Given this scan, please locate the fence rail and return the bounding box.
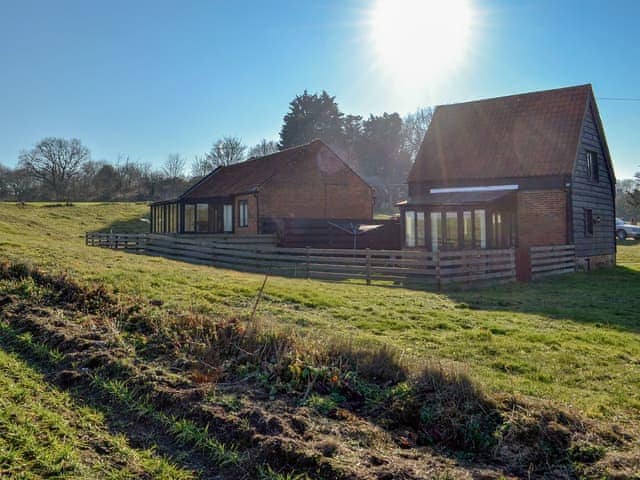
[86,232,516,287]
[530,244,576,279]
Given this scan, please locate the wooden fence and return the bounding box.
[530,244,576,280]
[86,232,516,287]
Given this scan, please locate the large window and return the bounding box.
[404,210,425,247]
[430,212,442,252]
[463,211,473,248]
[238,200,248,228]
[184,204,195,232]
[474,210,486,248]
[586,150,599,182]
[223,204,233,232]
[491,212,502,248]
[445,212,458,249]
[405,210,416,247]
[196,204,209,232]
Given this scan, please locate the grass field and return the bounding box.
[1,202,639,425]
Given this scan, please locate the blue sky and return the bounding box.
[1,0,639,177]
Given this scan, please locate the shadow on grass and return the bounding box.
[444,265,640,334]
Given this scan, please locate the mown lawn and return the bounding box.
[1,202,639,425]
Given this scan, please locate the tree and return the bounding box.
[402,107,434,161]
[162,153,186,179]
[206,136,247,168]
[191,155,211,178]
[18,137,90,201]
[279,90,345,149]
[0,163,11,199]
[625,173,640,213]
[248,139,278,158]
[7,167,37,201]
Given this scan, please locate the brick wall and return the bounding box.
[259,144,373,220]
[516,190,567,247]
[234,194,258,235]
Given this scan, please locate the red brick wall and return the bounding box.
[234,194,258,235]
[516,190,567,247]
[259,144,373,220]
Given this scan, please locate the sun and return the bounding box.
[368,0,474,86]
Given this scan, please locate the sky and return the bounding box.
[0,0,639,178]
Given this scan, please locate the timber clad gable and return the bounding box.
[571,101,615,259]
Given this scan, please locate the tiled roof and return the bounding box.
[408,85,592,183]
[182,140,323,198]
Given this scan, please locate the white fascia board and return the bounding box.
[430,185,519,194]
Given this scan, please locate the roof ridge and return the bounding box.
[435,84,592,109]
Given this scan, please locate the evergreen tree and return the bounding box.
[279,90,345,149]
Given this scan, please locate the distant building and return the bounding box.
[399,84,616,269]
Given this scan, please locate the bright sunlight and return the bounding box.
[369,0,474,87]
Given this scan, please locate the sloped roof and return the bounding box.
[408,85,593,183]
[181,140,324,199]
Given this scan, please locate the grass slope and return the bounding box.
[1,202,639,427]
[0,340,195,479]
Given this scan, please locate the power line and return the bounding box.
[596,97,640,102]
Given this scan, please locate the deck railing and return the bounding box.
[86,232,516,287]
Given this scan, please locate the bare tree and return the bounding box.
[7,167,36,201]
[191,155,211,178]
[18,137,90,201]
[402,107,434,161]
[162,153,186,179]
[206,136,247,168]
[248,139,278,158]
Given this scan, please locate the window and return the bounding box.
[474,210,486,248]
[223,204,233,232]
[491,212,502,248]
[445,211,458,249]
[404,211,425,248]
[405,210,416,247]
[416,212,425,247]
[584,208,594,236]
[184,204,195,232]
[238,200,248,227]
[586,150,599,182]
[463,211,473,248]
[196,204,209,232]
[430,212,442,252]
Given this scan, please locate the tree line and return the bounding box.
[0,90,432,209]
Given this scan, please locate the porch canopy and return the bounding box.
[399,190,516,251]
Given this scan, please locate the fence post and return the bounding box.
[306,246,310,279]
[366,248,371,285]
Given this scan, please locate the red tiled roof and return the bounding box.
[408,85,592,183]
[182,140,323,198]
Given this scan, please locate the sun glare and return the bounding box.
[369,0,474,87]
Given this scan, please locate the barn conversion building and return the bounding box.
[150,139,374,236]
[399,84,616,270]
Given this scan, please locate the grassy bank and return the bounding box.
[1,202,639,425]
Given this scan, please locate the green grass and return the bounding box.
[0,338,195,479]
[1,202,639,426]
